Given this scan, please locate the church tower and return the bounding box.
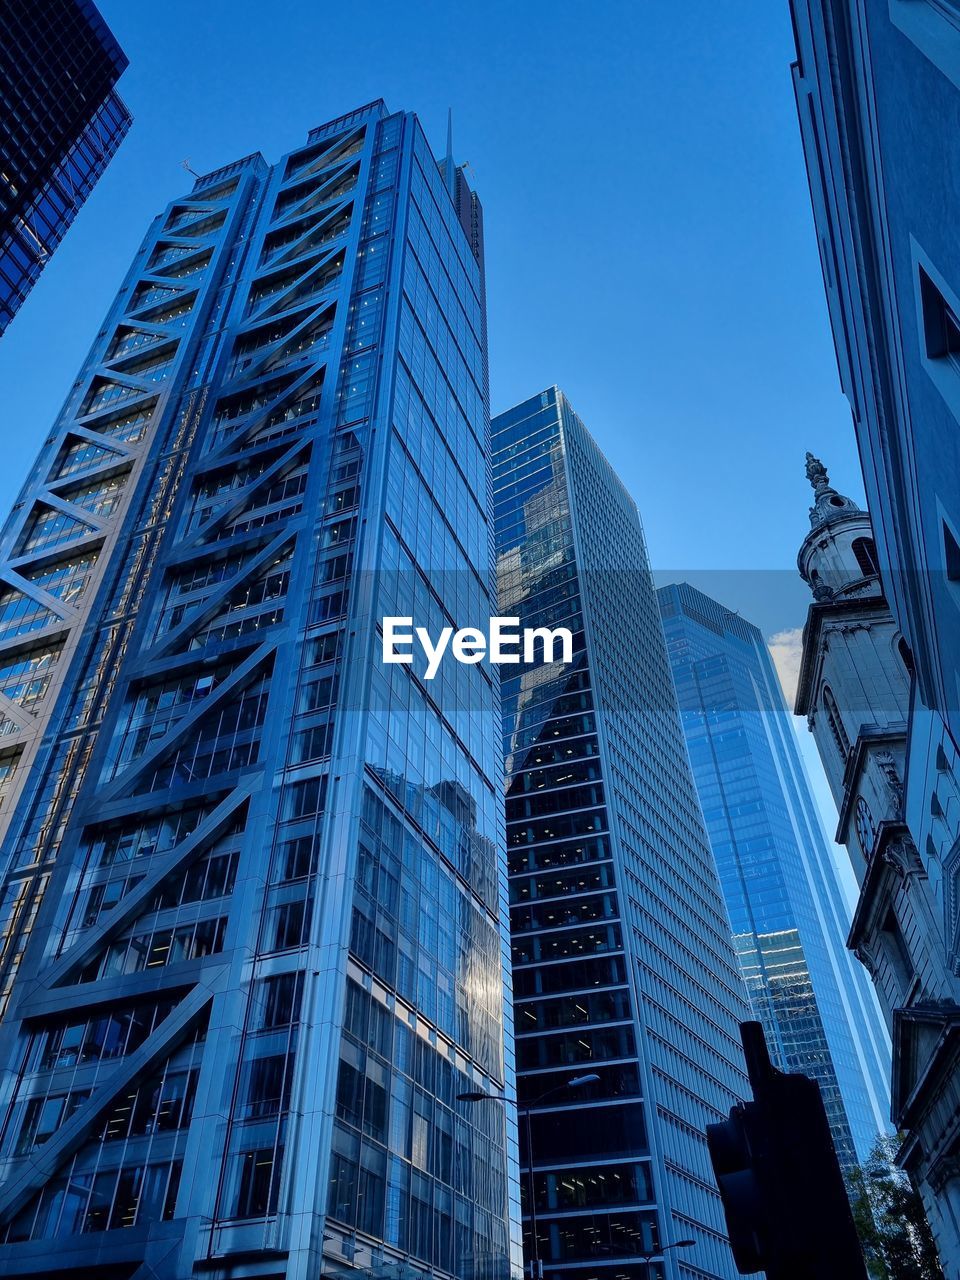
[795,452,911,873]
[796,456,960,1258]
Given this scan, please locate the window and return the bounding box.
[298,673,337,715]
[898,636,916,677]
[260,971,304,1029]
[16,505,95,555]
[16,1091,89,1154]
[881,906,914,997]
[273,835,315,882]
[851,537,879,577]
[283,775,327,820]
[307,630,341,664]
[920,264,960,363]
[945,520,960,582]
[821,685,850,760]
[77,915,227,983]
[98,1068,197,1141]
[532,1161,653,1212]
[231,1147,282,1218]
[270,899,309,950]
[528,1102,647,1162]
[243,1054,292,1118]
[294,721,333,763]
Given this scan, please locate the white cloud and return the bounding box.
[768,627,804,706]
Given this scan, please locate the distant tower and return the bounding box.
[659,579,890,1173]
[795,457,960,1262]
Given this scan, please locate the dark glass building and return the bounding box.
[494,389,751,1280]
[0,0,131,334]
[0,100,519,1280]
[658,581,890,1173]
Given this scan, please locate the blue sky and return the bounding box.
[0,0,860,849]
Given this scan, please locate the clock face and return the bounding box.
[855,796,876,856]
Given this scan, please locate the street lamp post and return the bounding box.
[457,1072,600,1280]
[638,1238,696,1278]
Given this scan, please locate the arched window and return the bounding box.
[897,636,915,677]
[822,685,850,760]
[851,537,879,577]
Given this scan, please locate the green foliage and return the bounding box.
[847,1135,943,1280]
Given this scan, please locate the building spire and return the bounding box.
[803,452,863,530]
[805,451,831,494]
[442,107,456,197]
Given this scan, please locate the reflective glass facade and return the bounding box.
[0,101,519,1280]
[0,0,131,334]
[658,582,891,1170]
[494,390,751,1280]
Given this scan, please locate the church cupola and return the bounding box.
[798,453,883,601]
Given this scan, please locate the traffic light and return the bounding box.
[707,1022,868,1279]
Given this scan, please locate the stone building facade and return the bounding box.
[796,455,960,1269]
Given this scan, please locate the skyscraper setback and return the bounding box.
[0,0,131,334]
[494,389,751,1280]
[0,101,518,1280]
[658,581,891,1171]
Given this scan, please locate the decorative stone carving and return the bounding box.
[882,832,923,879]
[806,452,830,491]
[853,944,878,977]
[876,750,905,812]
[929,1153,960,1194]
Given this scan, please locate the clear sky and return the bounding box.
[0,0,860,851]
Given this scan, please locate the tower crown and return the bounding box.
[805,452,862,528]
[798,455,881,601]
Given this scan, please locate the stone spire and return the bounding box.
[805,451,862,529]
[798,453,879,602]
[805,451,830,492]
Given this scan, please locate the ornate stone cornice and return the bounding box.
[883,831,925,878]
[929,1152,960,1194]
[892,1002,960,1129]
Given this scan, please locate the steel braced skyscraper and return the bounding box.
[0,100,519,1280]
[658,581,891,1173]
[493,390,751,1280]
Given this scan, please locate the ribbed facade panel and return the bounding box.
[494,389,749,1280]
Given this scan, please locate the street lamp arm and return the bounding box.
[639,1239,697,1264]
[456,1073,600,1111]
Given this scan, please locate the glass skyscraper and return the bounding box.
[0,0,130,334]
[493,390,751,1280]
[0,100,519,1280]
[658,581,891,1171]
